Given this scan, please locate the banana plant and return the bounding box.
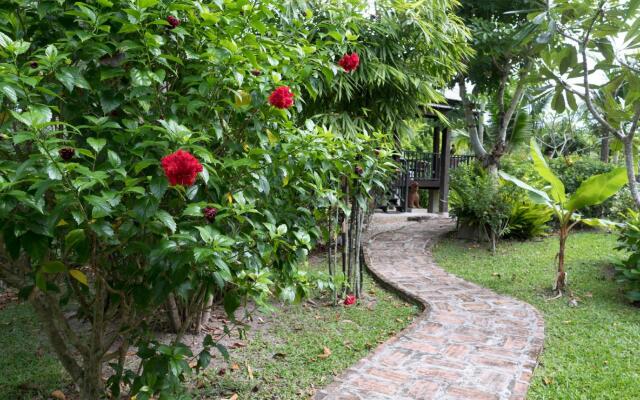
[499,138,627,294]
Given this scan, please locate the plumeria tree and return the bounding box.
[539,0,640,207]
[457,0,548,176]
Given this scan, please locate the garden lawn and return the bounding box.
[433,232,640,400]
[0,302,70,399]
[0,266,418,399]
[197,267,419,399]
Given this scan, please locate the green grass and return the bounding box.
[198,269,419,399]
[433,232,640,400]
[0,303,70,399]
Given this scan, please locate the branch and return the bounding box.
[628,105,640,137]
[458,75,487,158]
[499,62,530,144]
[578,2,621,138]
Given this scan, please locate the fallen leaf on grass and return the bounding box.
[230,342,246,349]
[227,394,238,400]
[230,363,240,371]
[247,364,254,380]
[50,390,66,400]
[542,376,553,385]
[272,352,286,360]
[318,346,332,359]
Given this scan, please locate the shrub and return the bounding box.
[450,163,551,245]
[450,163,512,247]
[0,1,397,398]
[504,199,553,240]
[616,210,640,302]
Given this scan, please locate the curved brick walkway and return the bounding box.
[314,212,544,400]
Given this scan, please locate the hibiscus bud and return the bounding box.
[354,165,364,176]
[202,207,218,222]
[251,69,262,76]
[59,147,75,161]
[167,15,181,29]
[344,294,356,306]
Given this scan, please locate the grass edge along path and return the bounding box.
[433,231,640,400]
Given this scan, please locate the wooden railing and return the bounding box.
[402,151,474,181]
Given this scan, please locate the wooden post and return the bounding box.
[428,190,438,213]
[439,126,451,213]
[432,126,440,179]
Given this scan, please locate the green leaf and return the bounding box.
[156,210,176,233]
[130,68,152,86]
[0,84,17,103]
[551,88,565,113]
[42,261,67,273]
[138,0,159,8]
[10,106,52,128]
[567,167,628,212]
[580,218,621,229]
[498,171,552,206]
[0,32,13,48]
[65,229,86,251]
[223,292,240,319]
[215,343,229,361]
[69,269,89,286]
[87,137,107,153]
[35,272,46,291]
[530,138,565,203]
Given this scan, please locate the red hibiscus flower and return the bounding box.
[344,294,356,306]
[268,86,295,109]
[161,150,203,186]
[338,53,360,72]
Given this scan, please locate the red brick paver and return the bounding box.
[314,212,544,400]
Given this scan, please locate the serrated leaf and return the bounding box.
[156,210,176,233]
[87,137,107,153]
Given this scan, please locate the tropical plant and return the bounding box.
[301,0,472,140]
[615,209,640,302]
[500,138,627,293]
[505,200,553,240]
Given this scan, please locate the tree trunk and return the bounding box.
[167,294,182,333]
[555,227,567,293]
[79,357,103,400]
[600,132,609,163]
[622,137,640,208]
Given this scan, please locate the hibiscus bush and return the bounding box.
[0,0,398,398]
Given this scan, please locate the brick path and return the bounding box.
[314,212,544,400]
